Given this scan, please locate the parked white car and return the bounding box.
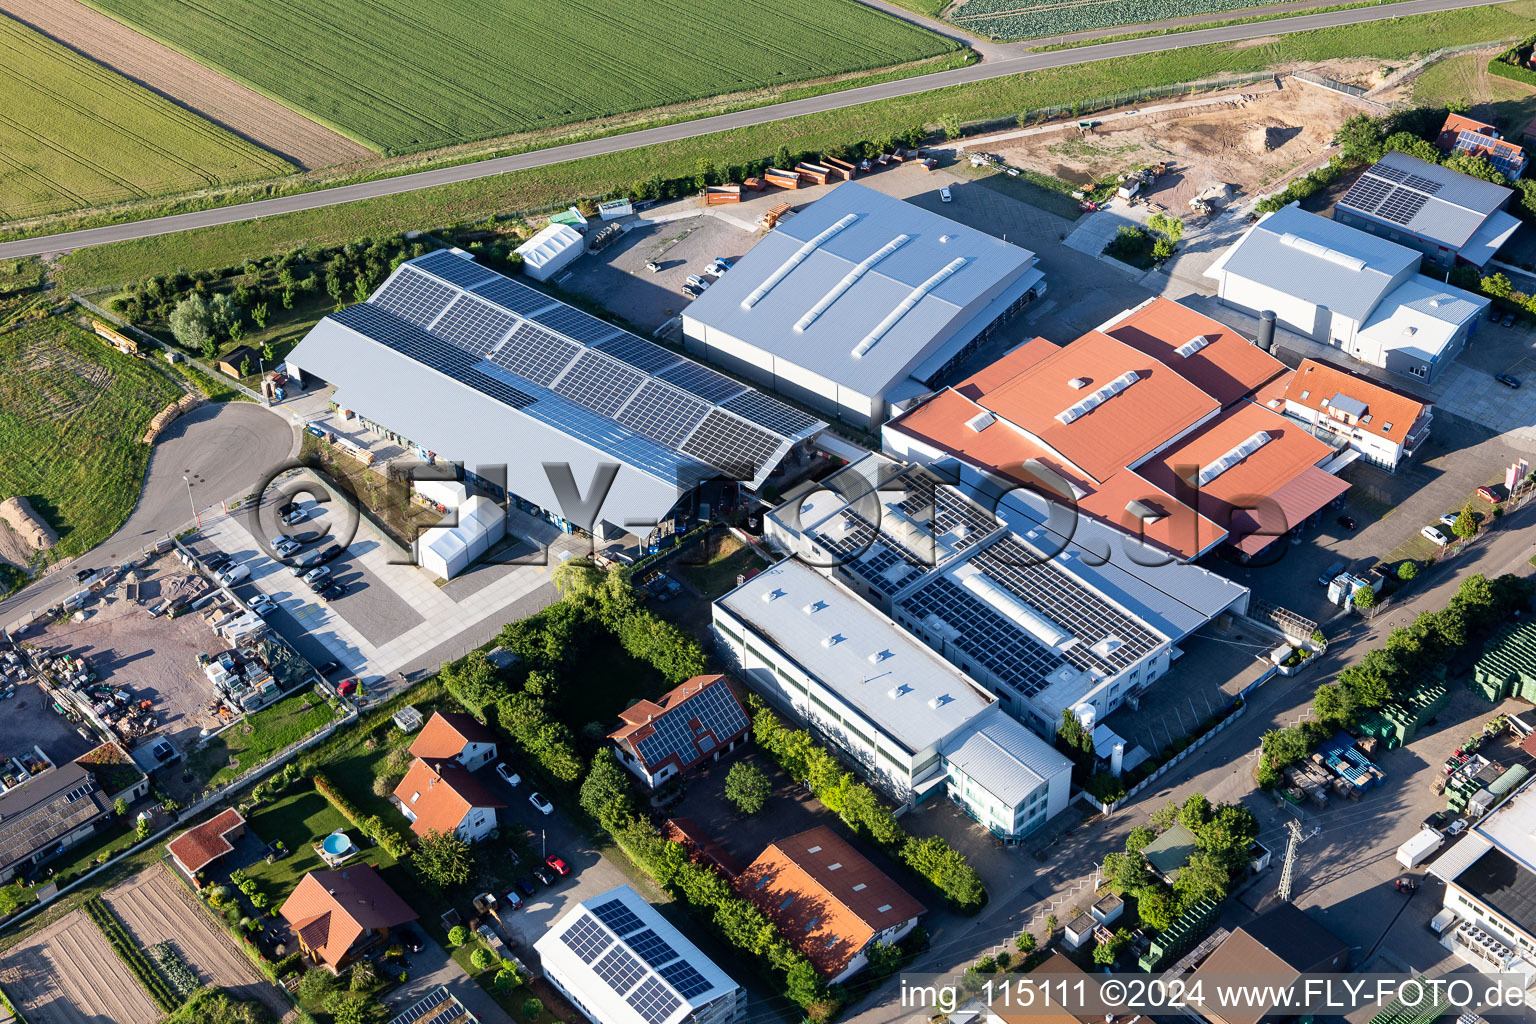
[529,792,554,815]
[271,536,301,557]
[496,763,521,787]
[939,187,952,202]
[1421,525,1449,547]
[249,595,277,617]
[218,564,250,586]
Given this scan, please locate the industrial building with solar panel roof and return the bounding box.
[681,182,1047,429]
[535,884,746,1024]
[283,249,826,546]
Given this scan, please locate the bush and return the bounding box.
[471,947,496,971]
[448,925,469,948]
[1398,561,1418,581]
[298,968,335,1005]
[520,997,544,1021]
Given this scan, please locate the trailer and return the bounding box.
[824,156,856,180]
[1397,827,1444,869]
[764,168,801,190]
[794,162,833,185]
[704,184,741,205]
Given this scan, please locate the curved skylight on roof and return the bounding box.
[742,214,859,310]
[794,234,910,332]
[1055,370,1141,425]
[1194,430,1274,487]
[958,571,1072,649]
[851,257,969,359]
[1174,335,1210,358]
[1279,233,1366,272]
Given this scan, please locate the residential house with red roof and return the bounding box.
[392,758,504,843]
[1437,113,1526,181]
[1268,358,1433,472]
[608,675,749,788]
[409,711,497,771]
[279,866,417,972]
[167,808,246,879]
[738,826,924,983]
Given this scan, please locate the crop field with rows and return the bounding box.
[0,16,292,221]
[79,0,958,154]
[951,0,1311,39]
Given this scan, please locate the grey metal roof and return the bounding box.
[1216,205,1418,322]
[287,252,826,527]
[1460,209,1522,267]
[683,182,1039,399]
[1356,273,1490,364]
[717,558,996,755]
[0,763,109,872]
[941,712,1070,807]
[1338,151,1513,248]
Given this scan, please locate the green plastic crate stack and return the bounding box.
[1446,771,1485,813]
[1473,620,1536,702]
[1368,976,1449,1024]
[1138,897,1221,971]
[1357,678,1450,749]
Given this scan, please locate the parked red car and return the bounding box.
[545,855,570,877]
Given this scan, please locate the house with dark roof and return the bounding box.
[1334,151,1518,269]
[392,758,504,843]
[737,825,925,984]
[168,808,246,879]
[409,711,498,771]
[279,866,418,972]
[984,953,1101,1024]
[1187,904,1350,1024]
[0,762,113,883]
[608,675,749,788]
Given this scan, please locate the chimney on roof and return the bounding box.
[648,714,654,722]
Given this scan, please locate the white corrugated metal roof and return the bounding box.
[941,710,1070,806]
[515,223,583,271]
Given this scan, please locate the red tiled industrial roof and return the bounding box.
[1229,466,1352,556]
[738,826,924,977]
[1281,359,1430,444]
[409,711,496,760]
[167,808,244,874]
[279,866,417,970]
[1102,297,1286,408]
[393,758,504,838]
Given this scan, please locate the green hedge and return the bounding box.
[311,774,411,858]
[1489,35,1536,87]
[82,897,179,1011]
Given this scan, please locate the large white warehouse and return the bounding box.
[681,183,1046,429]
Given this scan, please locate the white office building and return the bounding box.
[536,885,746,1024]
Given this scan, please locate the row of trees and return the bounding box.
[579,747,838,1020]
[1100,794,1258,933]
[1260,574,1533,786]
[749,696,986,910]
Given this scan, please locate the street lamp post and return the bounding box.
[184,475,200,527]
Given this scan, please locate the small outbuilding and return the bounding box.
[516,223,584,282]
[417,495,506,580]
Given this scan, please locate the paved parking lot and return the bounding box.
[183,480,579,693]
[0,679,95,765]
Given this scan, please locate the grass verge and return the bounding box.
[186,689,341,791]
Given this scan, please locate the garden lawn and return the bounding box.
[55,0,1536,292]
[679,533,767,599]
[79,0,955,154]
[0,16,290,220]
[1412,50,1536,136]
[0,317,182,561]
[187,690,340,789]
[241,789,389,896]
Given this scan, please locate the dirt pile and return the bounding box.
[0,496,55,551]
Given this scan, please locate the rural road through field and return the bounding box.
[0,0,1509,260]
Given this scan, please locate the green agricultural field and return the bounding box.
[954,0,1318,39]
[0,317,181,561]
[79,0,957,154]
[0,17,291,221]
[53,0,1536,292]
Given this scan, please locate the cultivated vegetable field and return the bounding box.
[79,0,958,154]
[951,0,1305,40]
[0,17,292,221]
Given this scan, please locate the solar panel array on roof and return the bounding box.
[633,682,748,771]
[1378,190,1430,226]
[533,304,625,344]
[1340,176,1392,215]
[628,977,683,1024]
[900,576,1064,696]
[432,295,518,356]
[723,389,821,435]
[597,334,683,375]
[469,276,560,316]
[616,380,711,449]
[682,409,783,477]
[595,946,646,995]
[554,351,648,417]
[1373,162,1410,184]
[560,913,613,963]
[372,268,457,328]
[487,323,580,386]
[591,898,646,936]
[386,987,470,1024]
[658,960,711,999]
[625,929,679,970]
[412,249,500,289]
[657,361,748,404]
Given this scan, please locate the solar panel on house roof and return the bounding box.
[552,351,647,416]
[633,683,747,771]
[532,304,624,344]
[1377,189,1430,226]
[386,987,460,1024]
[596,334,683,375]
[616,380,711,449]
[412,250,499,289]
[721,389,820,436]
[488,323,581,386]
[469,276,559,316]
[623,929,680,970]
[656,361,747,404]
[560,913,613,963]
[594,945,647,995]
[372,268,456,328]
[591,898,646,936]
[681,409,783,477]
[627,976,683,1024]
[658,959,712,999]
[432,295,518,356]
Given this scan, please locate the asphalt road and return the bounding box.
[0,0,1508,261]
[0,401,295,630]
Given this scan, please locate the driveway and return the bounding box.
[1,401,296,631]
[386,933,512,1024]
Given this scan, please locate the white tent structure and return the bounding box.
[516,223,584,282]
[418,495,506,580]
[413,478,466,511]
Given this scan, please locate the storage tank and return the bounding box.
[1256,310,1276,352]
